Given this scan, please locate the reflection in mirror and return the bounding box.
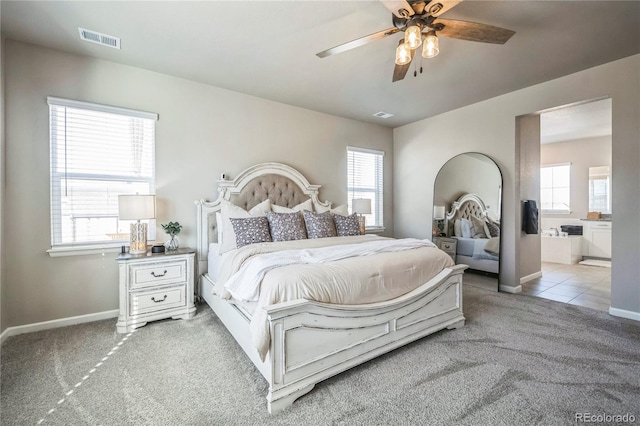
[433,153,503,291]
[588,166,611,214]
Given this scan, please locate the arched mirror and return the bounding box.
[433,153,502,291]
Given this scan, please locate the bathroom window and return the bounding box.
[541,163,571,214]
[589,166,611,213]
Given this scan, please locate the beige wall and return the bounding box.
[541,136,612,220]
[394,54,640,317]
[2,40,393,329]
[1,36,6,333]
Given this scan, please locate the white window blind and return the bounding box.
[540,163,571,214]
[347,147,384,228]
[48,97,157,248]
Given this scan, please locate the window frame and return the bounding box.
[347,146,385,231]
[47,97,158,257]
[540,162,571,215]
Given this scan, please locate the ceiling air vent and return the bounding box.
[373,111,394,119]
[78,28,121,49]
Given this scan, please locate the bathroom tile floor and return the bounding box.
[521,262,611,312]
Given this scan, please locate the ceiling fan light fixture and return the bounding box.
[395,42,412,66]
[422,30,439,58]
[404,24,422,50]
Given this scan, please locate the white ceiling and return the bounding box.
[540,98,612,144]
[2,1,639,127]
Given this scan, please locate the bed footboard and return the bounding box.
[263,264,467,413]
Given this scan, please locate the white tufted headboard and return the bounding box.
[194,162,331,276]
[444,193,489,236]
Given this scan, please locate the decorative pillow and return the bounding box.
[470,216,488,239]
[460,218,472,239]
[454,219,462,237]
[266,212,308,241]
[334,213,362,236]
[314,203,349,216]
[302,210,337,239]
[230,217,272,248]
[485,220,500,237]
[219,199,271,254]
[272,199,313,214]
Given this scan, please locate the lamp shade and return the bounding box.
[433,205,446,220]
[118,194,156,220]
[352,198,372,215]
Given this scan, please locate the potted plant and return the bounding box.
[161,221,182,250]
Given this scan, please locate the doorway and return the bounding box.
[521,98,612,311]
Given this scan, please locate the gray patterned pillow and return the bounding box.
[266,212,308,242]
[229,217,272,248]
[486,220,500,237]
[302,210,337,239]
[334,213,362,236]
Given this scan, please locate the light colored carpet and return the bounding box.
[2,285,639,425]
[579,259,612,268]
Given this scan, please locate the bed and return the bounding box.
[445,193,500,274]
[195,162,467,413]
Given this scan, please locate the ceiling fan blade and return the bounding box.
[316,27,400,58]
[425,0,462,17]
[434,18,515,44]
[392,41,416,82]
[380,0,415,18]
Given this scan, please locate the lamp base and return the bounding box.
[358,215,366,235]
[129,222,148,254]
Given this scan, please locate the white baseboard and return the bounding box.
[0,309,119,345]
[499,285,522,294]
[520,271,542,285]
[609,307,640,322]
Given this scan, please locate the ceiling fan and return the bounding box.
[316,0,515,82]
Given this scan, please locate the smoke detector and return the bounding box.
[78,28,121,49]
[373,111,394,119]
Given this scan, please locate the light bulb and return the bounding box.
[422,30,439,59]
[404,25,422,50]
[395,42,412,66]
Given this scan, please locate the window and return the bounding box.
[48,97,157,253]
[347,147,384,229]
[540,163,570,214]
[589,166,611,213]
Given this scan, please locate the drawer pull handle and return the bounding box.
[151,270,168,278]
[151,295,168,303]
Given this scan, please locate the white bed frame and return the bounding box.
[195,162,466,413]
[445,193,499,274]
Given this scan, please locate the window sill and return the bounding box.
[47,242,156,258]
[365,226,386,234]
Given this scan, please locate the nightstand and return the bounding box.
[116,248,196,333]
[434,237,457,262]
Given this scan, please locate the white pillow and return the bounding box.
[316,203,349,216]
[461,218,472,239]
[219,199,271,254]
[272,198,313,213]
[454,219,462,237]
[215,212,223,244]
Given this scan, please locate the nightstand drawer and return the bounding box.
[440,241,456,252]
[131,260,186,289]
[131,286,186,315]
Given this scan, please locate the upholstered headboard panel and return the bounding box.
[231,175,310,211]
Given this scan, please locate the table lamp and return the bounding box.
[434,205,446,236]
[118,194,156,254]
[352,198,372,234]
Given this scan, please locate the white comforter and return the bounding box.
[217,235,454,360]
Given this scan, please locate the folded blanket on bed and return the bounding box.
[224,237,436,302]
[472,238,499,261]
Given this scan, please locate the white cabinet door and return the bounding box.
[584,222,612,259]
